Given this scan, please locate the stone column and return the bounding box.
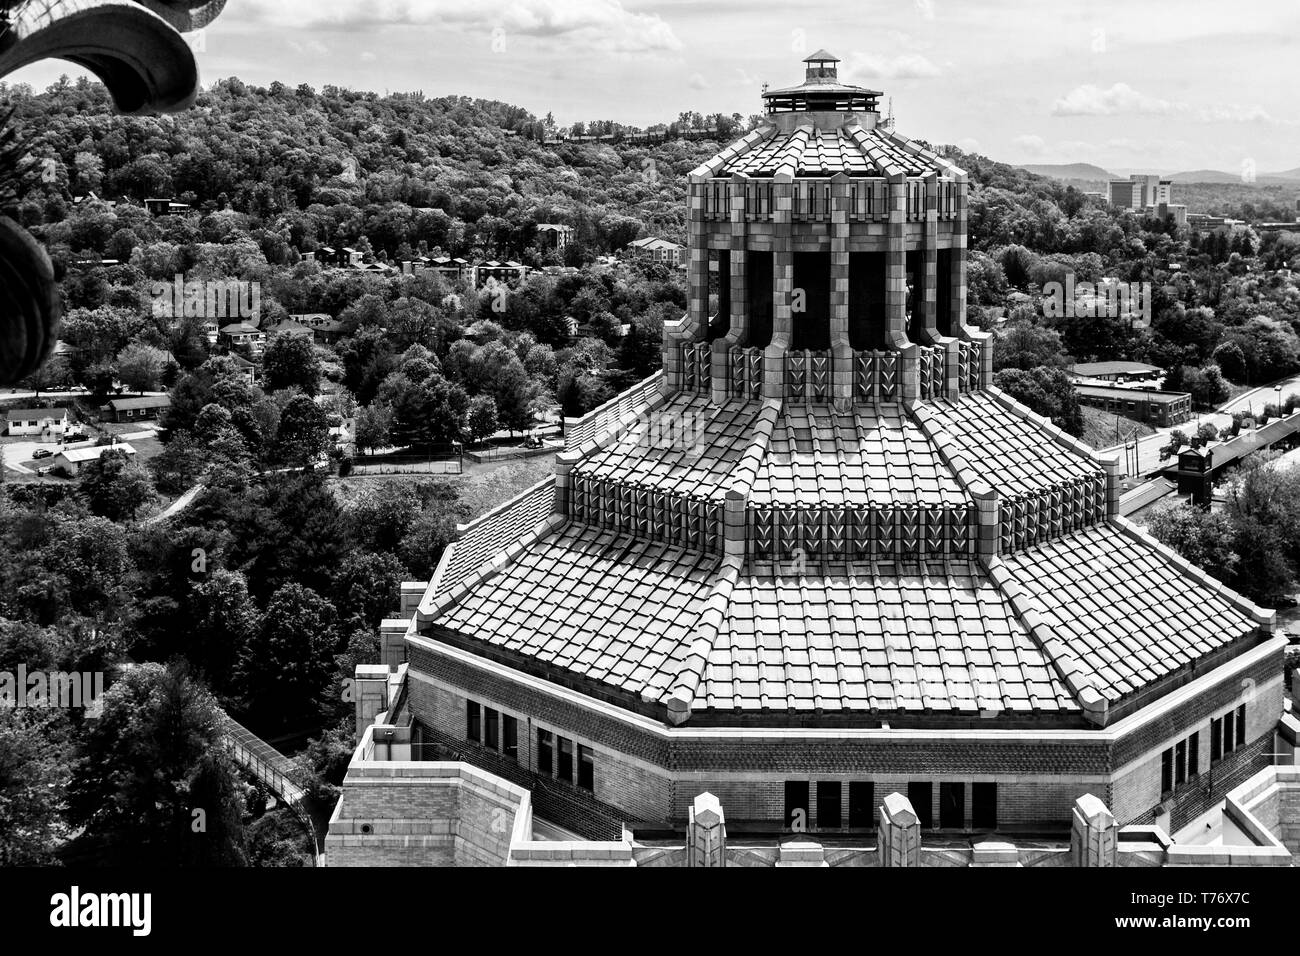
[398,582,425,619]
[687,792,727,867]
[687,198,711,341]
[920,172,939,338]
[1070,794,1118,867]
[378,619,408,670]
[886,177,918,403]
[951,181,970,337]
[878,791,921,867]
[354,663,391,741]
[766,176,794,402]
[829,172,853,409]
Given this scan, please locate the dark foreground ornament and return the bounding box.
[0,0,228,383]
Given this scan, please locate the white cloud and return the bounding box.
[1013,134,1047,155]
[955,137,981,153]
[732,67,763,87]
[1053,82,1296,127]
[360,51,377,62]
[843,51,942,82]
[287,38,330,56]
[1052,83,1174,116]
[688,72,709,90]
[245,0,682,54]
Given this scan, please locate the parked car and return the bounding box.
[35,465,53,476]
[65,432,88,442]
[524,435,543,449]
[31,448,53,460]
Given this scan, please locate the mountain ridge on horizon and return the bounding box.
[1017,161,1300,185]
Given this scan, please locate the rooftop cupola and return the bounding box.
[803,49,840,83]
[762,49,882,125]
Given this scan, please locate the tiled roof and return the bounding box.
[701,562,1076,714]
[920,391,1102,499]
[438,478,555,595]
[572,396,760,501]
[996,523,1262,703]
[439,525,720,702]
[751,405,968,507]
[718,126,930,178]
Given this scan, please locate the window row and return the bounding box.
[1159,703,1248,798]
[783,780,997,830]
[465,700,518,761]
[1210,704,1247,763]
[1160,730,1200,796]
[537,729,594,792]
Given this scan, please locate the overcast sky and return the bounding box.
[12,0,1300,174]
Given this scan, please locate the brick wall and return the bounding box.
[405,640,1284,834]
[325,762,524,866]
[1109,661,1284,825]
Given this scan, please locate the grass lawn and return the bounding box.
[330,456,555,519]
[1080,407,1156,450]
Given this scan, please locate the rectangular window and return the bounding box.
[466,700,480,743]
[1188,732,1199,778]
[1236,704,1246,746]
[784,781,810,831]
[484,707,498,751]
[557,736,573,783]
[939,782,965,829]
[1174,740,1186,786]
[503,715,518,761]
[577,745,594,792]
[848,782,875,829]
[907,782,934,829]
[1160,748,1173,794]
[816,781,842,829]
[972,783,998,830]
[1211,718,1222,762]
[1223,710,1236,755]
[537,729,553,775]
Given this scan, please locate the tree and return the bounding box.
[275,394,330,466]
[0,709,72,865]
[344,480,421,554]
[263,333,322,396]
[240,584,338,730]
[354,403,393,456]
[1145,502,1239,585]
[990,366,1085,437]
[331,551,404,631]
[67,662,248,865]
[466,394,499,445]
[115,342,170,395]
[993,320,1069,371]
[78,448,156,522]
[1183,365,1230,408]
[1211,341,1248,384]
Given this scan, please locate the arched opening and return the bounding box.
[790,251,830,351]
[848,251,886,349]
[746,250,774,348]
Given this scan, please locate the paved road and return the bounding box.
[1101,374,1300,478]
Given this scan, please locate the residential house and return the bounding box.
[5,407,69,439]
[263,319,316,341]
[51,443,136,476]
[219,322,267,356]
[104,395,172,424]
[626,236,685,266]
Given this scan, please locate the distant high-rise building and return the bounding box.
[1110,174,1172,210]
